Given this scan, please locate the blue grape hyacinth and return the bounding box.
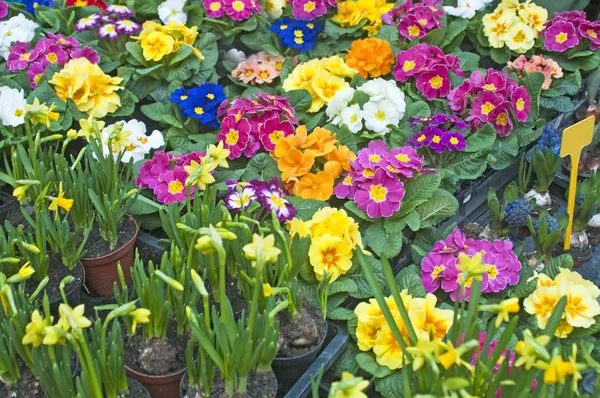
[504,199,532,226]
[537,123,561,156]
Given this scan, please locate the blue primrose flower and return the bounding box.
[170,83,226,128]
[270,18,324,52]
[9,0,53,14]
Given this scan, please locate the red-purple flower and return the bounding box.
[217,116,251,159]
[579,21,600,50]
[386,146,423,178]
[415,65,450,100]
[70,47,100,64]
[136,151,173,189]
[398,15,426,40]
[98,23,119,40]
[106,4,134,17]
[6,42,42,72]
[223,0,254,21]
[356,140,389,170]
[334,172,358,200]
[75,14,102,32]
[421,253,453,293]
[155,167,192,204]
[203,0,225,18]
[259,116,294,151]
[0,1,7,19]
[27,62,46,89]
[224,184,256,210]
[490,104,513,137]
[469,91,504,124]
[393,45,428,82]
[116,19,141,35]
[292,0,328,20]
[510,86,531,122]
[407,130,432,149]
[253,178,296,221]
[543,20,579,52]
[354,169,405,218]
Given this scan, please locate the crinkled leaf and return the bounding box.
[365,221,403,259]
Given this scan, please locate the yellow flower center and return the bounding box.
[207,93,215,100]
[450,137,459,145]
[588,29,597,39]
[180,95,188,100]
[20,52,31,61]
[395,154,409,163]
[362,169,374,177]
[210,1,221,10]
[417,134,426,142]
[487,265,498,280]
[408,25,420,37]
[260,71,269,78]
[514,30,526,43]
[34,74,42,84]
[343,176,353,185]
[496,112,508,126]
[350,114,358,123]
[137,136,148,144]
[387,166,398,173]
[374,110,386,121]
[418,18,427,26]
[516,98,525,111]
[269,194,285,209]
[226,129,239,145]
[429,76,443,89]
[369,184,387,202]
[294,38,304,44]
[431,265,445,279]
[104,25,116,33]
[432,135,441,143]
[403,60,415,72]
[46,53,58,63]
[168,180,184,194]
[232,0,245,11]
[294,30,303,37]
[368,154,381,163]
[483,83,496,91]
[245,70,253,77]
[269,130,284,144]
[195,107,204,115]
[481,102,495,115]
[304,1,316,12]
[320,248,339,270]
[276,62,283,71]
[121,20,134,27]
[556,32,568,44]
[14,109,24,117]
[280,24,288,30]
[307,23,314,29]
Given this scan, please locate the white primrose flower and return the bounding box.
[362,99,401,135]
[0,86,27,127]
[340,104,363,134]
[158,0,188,25]
[357,78,406,120]
[101,120,165,163]
[443,0,486,19]
[222,48,246,63]
[325,87,355,125]
[264,0,286,19]
[0,14,38,59]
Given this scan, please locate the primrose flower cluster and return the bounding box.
[289,207,362,281]
[508,54,564,90]
[333,0,393,36]
[273,125,354,201]
[134,21,203,62]
[201,0,261,21]
[75,5,141,39]
[382,0,444,42]
[224,178,297,222]
[407,114,468,153]
[231,51,286,85]
[170,83,227,127]
[393,43,463,101]
[216,92,298,158]
[283,56,356,112]
[326,78,406,135]
[6,33,99,89]
[270,19,324,52]
[449,68,531,136]
[100,119,165,163]
[0,13,38,59]
[335,140,423,219]
[543,10,600,52]
[524,268,600,338]
[482,0,548,53]
[420,228,521,301]
[354,292,454,370]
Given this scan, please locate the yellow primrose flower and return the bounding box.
[22,310,51,347]
[373,317,410,370]
[24,98,60,127]
[263,283,274,297]
[409,294,454,341]
[205,141,230,169]
[184,160,216,190]
[282,59,323,92]
[59,303,91,331]
[555,268,600,299]
[287,218,312,239]
[320,55,357,78]
[7,262,35,283]
[48,182,74,213]
[515,329,550,370]
[555,319,574,339]
[561,286,600,329]
[329,372,369,398]
[140,31,175,62]
[308,233,353,282]
[523,285,561,329]
[505,21,535,53]
[49,58,123,118]
[311,71,350,104]
[520,3,548,33]
[482,12,512,48]
[242,234,281,266]
[129,308,151,334]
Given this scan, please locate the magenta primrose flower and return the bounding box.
[259,116,294,151]
[354,169,405,218]
[0,1,7,19]
[510,86,531,122]
[6,41,43,72]
[203,0,225,18]
[224,0,254,21]
[543,20,579,52]
[155,168,193,204]
[218,116,251,159]
[27,62,46,89]
[384,0,443,41]
[292,0,328,20]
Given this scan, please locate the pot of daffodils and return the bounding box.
[116,246,198,398]
[76,120,140,296]
[180,228,285,397]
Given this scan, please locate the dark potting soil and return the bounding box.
[588,227,600,248]
[126,377,149,398]
[124,319,187,376]
[0,367,44,398]
[84,217,137,258]
[554,245,594,267]
[6,205,33,229]
[460,223,499,241]
[207,277,248,317]
[276,301,326,358]
[25,253,83,304]
[182,370,277,398]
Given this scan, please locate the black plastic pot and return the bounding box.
[48,261,84,316]
[279,321,348,398]
[127,377,151,398]
[0,191,16,225]
[179,369,278,398]
[136,231,168,265]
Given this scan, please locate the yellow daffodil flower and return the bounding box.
[22,310,51,347]
[184,160,216,190]
[129,308,151,334]
[243,234,281,266]
[7,262,35,283]
[205,141,230,169]
[329,372,369,398]
[48,182,74,213]
[515,329,550,370]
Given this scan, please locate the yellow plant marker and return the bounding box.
[560,115,596,250]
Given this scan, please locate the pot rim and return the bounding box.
[81,215,139,263]
[125,364,187,383]
[49,260,85,300]
[273,320,329,363]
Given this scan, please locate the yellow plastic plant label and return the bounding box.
[560,115,596,250]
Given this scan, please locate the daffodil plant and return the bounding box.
[352,249,591,397]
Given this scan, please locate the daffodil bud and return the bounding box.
[194,235,215,254]
[154,270,184,292]
[6,262,35,283]
[40,134,63,143]
[0,257,20,264]
[20,242,41,254]
[190,269,208,297]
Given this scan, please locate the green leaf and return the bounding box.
[286,197,326,220]
[539,96,576,113]
[169,45,193,66]
[395,266,426,298]
[403,210,420,232]
[441,20,468,50]
[465,123,496,152]
[375,25,399,43]
[328,278,359,295]
[160,114,183,129]
[196,33,219,71]
[421,28,445,47]
[347,256,387,299]
[165,128,188,149]
[415,189,458,228]
[286,89,313,113]
[522,72,545,120]
[136,64,163,76]
[141,102,173,123]
[514,125,542,147]
[374,372,404,398]
[398,173,441,217]
[403,101,430,120]
[344,201,370,221]
[132,0,161,17]
[364,222,403,259]
[450,51,480,72]
[241,153,280,182]
[125,42,147,66]
[444,152,488,180]
[489,134,519,170]
[490,47,510,64]
[356,352,392,378]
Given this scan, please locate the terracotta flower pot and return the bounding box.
[80,215,139,297]
[125,365,186,398]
